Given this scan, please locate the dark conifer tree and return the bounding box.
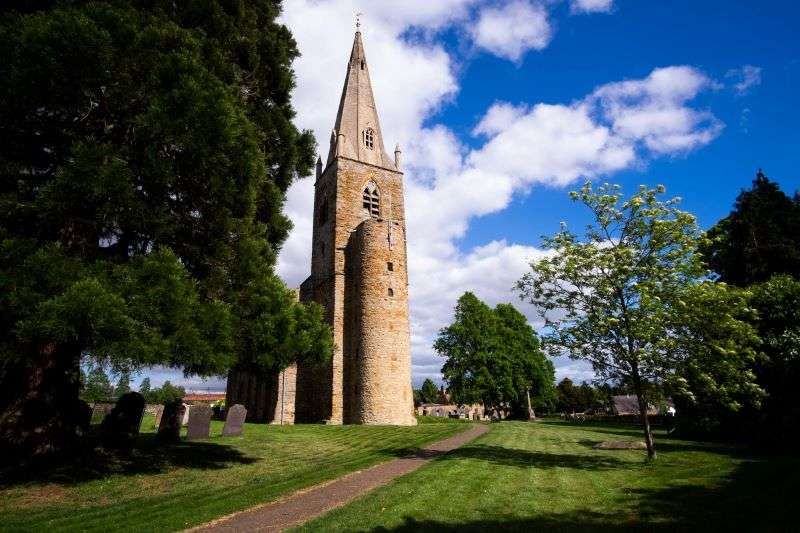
[702,170,800,286]
[0,1,332,459]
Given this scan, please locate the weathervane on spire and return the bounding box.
[356,12,362,30]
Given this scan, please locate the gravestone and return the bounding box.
[157,400,185,442]
[100,392,145,450]
[186,404,212,440]
[222,404,247,436]
[153,405,164,429]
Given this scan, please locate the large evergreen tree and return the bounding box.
[701,171,800,286]
[419,378,440,404]
[435,292,555,416]
[0,1,332,458]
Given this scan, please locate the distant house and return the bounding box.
[183,392,226,404]
[611,395,655,416]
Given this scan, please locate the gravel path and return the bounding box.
[190,424,489,533]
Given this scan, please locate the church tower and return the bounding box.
[296,29,416,425]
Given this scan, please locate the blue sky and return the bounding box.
[139,0,800,392]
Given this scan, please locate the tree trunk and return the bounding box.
[632,371,656,460]
[0,342,90,464]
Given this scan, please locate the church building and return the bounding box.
[226,29,416,426]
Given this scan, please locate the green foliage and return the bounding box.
[701,171,800,286]
[555,378,607,414]
[517,182,761,457]
[665,281,764,437]
[435,292,555,416]
[420,378,440,404]
[138,377,151,401]
[114,370,131,399]
[0,1,332,453]
[82,366,114,404]
[147,381,185,406]
[747,275,800,444]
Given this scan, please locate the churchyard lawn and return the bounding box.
[0,415,469,532]
[300,420,799,532]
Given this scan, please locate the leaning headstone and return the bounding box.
[153,405,164,429]
[186,404,212,440]
[157,400,185,442]
[222,404,247,436]
[100,392,146,450]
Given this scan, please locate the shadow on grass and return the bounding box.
[369,453,800,532]
[0,434,258,488]
[383,443,627,470]
[446,444,627,470]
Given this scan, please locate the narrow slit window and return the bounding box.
[362,182,380,217]
[387,262,394,271]
[364,128,374,150]
[387,288,394,297]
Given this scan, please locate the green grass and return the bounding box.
[299,420,800,532]
[0,415,470,532]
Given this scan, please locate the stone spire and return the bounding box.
[326,30,395,170]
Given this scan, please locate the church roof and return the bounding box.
[326,30,397,172]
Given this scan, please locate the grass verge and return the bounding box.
[0,415,470,532]
[299,419,799,532]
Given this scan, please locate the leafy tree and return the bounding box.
[114,370,131,399]
[701,171,800,286]
[138,377,152,404]
[0,1,332,458]
[666,282,764,437]
[556,378,579,413]
[149,381,185,406]
[517,183,760,458]
[420,378,440,404]
[747,275,800,445]
[82,367,114,404]
[435,292,555,417]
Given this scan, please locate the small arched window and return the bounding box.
[362,181,380,217]
[387,288,394,297]
[363,128,374,150]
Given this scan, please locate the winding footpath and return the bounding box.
[190,424,489,533]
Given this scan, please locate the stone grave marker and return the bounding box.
[223,404,247,436]
[153,405,164,429]
[186,404,212,440]
[157,400,185,442]
[100,392,145,450]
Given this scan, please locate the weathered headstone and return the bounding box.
[153,405,164,429]
[186,404,212,440]
[181,403,190,426]
[222,404,247,436]
[100,392,146,450]
[157,400,185,442]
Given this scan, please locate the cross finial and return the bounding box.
[356,12,362,30]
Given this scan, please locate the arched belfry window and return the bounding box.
[362,181,380,218]
[363,128,374,150]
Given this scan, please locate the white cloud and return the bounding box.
[588,66,724,153]
[726,64,762,95]
[470,1,552,62]
[570,0,614,14]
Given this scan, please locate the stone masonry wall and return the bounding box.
[345,218,416,425]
